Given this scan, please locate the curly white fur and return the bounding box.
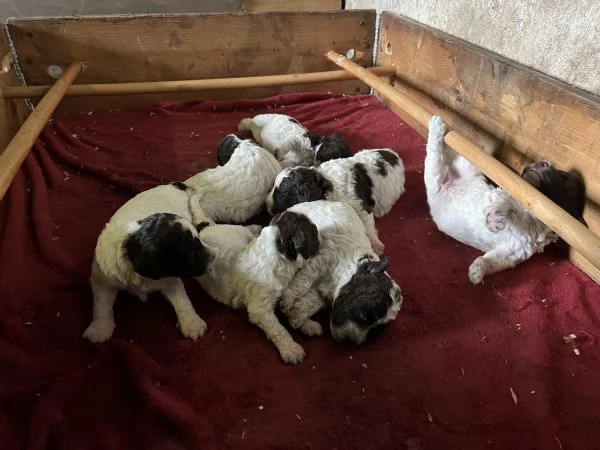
[279,201,403,344]
[185,137,282,223]
[424,115,556,283]
[195,216,319,364]
[266,149,405,255]
[83,184,214,343]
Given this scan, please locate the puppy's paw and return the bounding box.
[371,239,385,256]
[485,207,509,232]
[468,257,487,284]
[83,320,115,343]
[279,341,306,365]
[428,115,447,143]
[178,313,207,340]
[300,320,323,337]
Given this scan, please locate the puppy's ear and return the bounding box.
[362,258,389,274]
[273,211,320,260]
[124,233,162,280]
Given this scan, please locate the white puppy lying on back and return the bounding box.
[266,148,405,255]
[238,113,352,168]
[185,134,281,223]
[424,115,587,283]
[83,182,214,343]
[196,210,320,364]
[279,200,403,346]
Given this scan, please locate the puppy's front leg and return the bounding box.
[360,212,385,255]
[83,276,118,343]
[281,267,323,337]
[468,247,529,284]
[424,115,449,201]
[161,279,207,339]
[247,299,305,364]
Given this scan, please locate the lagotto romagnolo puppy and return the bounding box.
[278,200,403,345]
[266,148,406,255]
[424,115,588,284]
[238,113,352,168]
[83,182,214,343]
[195,211,320,364]
[185,135,282,223]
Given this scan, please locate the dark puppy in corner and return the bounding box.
[195,210,320,365]
[83,182,214,343]
[266,148,406,255]
[238,113,352,168]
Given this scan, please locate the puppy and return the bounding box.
[196,211,320,364]
[83,182,214,343]
[238,113,352,168]
[266,148,406,255]
[279,200,403,345]
[424,115,588,284]
[185,135,282,223]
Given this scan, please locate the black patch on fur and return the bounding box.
[270,167,334,215]
[375,150,400,176]
[305,132,324,147]
[521,161,588,226]
[170,181,189,191]
[196,221,211,233]
[331,258,394,343]
[216,134,241,166]
[315,132,353,165]
[124,213,210,280]
[288,117,302,125]
[352,163,375,214]
[271,210,320,261]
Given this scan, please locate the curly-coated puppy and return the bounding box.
[279,200,403,345]
[83,182,214,343]
[195,211,320,364]
[266,148,405,255]
[424,115,588,284]
[238,113,352,168]
[185,135,282,223]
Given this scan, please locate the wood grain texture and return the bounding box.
[376,12,600,283]
[6,11,375,113]
[241,0,341,12]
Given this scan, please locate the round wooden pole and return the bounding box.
[0,62,83,200]
[0,66,396,99]
[325,50,600,274]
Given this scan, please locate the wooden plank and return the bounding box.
[6,11,375,113]
[376,12,600,283]
[0,28,28,153]
[241,0,341,12]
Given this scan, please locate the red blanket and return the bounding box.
[1,93,599,450]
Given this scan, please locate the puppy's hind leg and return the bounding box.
[424,115,449,204]
[483,189,516,233]
[359,211,385,255]
[161,279,207,339]
[247,299,306,364]
[468,247,529,284]
[83,276,118,343]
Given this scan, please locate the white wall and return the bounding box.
[347,0,600,96]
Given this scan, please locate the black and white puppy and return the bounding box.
[425,115,588,284]
[266,148,406,255]
[83,183,214,343]
[195,211,320,364]
[279,200,403,345]
[238,113,352,168]
[185,135,282,223]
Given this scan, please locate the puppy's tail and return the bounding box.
[423,115,448,205]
